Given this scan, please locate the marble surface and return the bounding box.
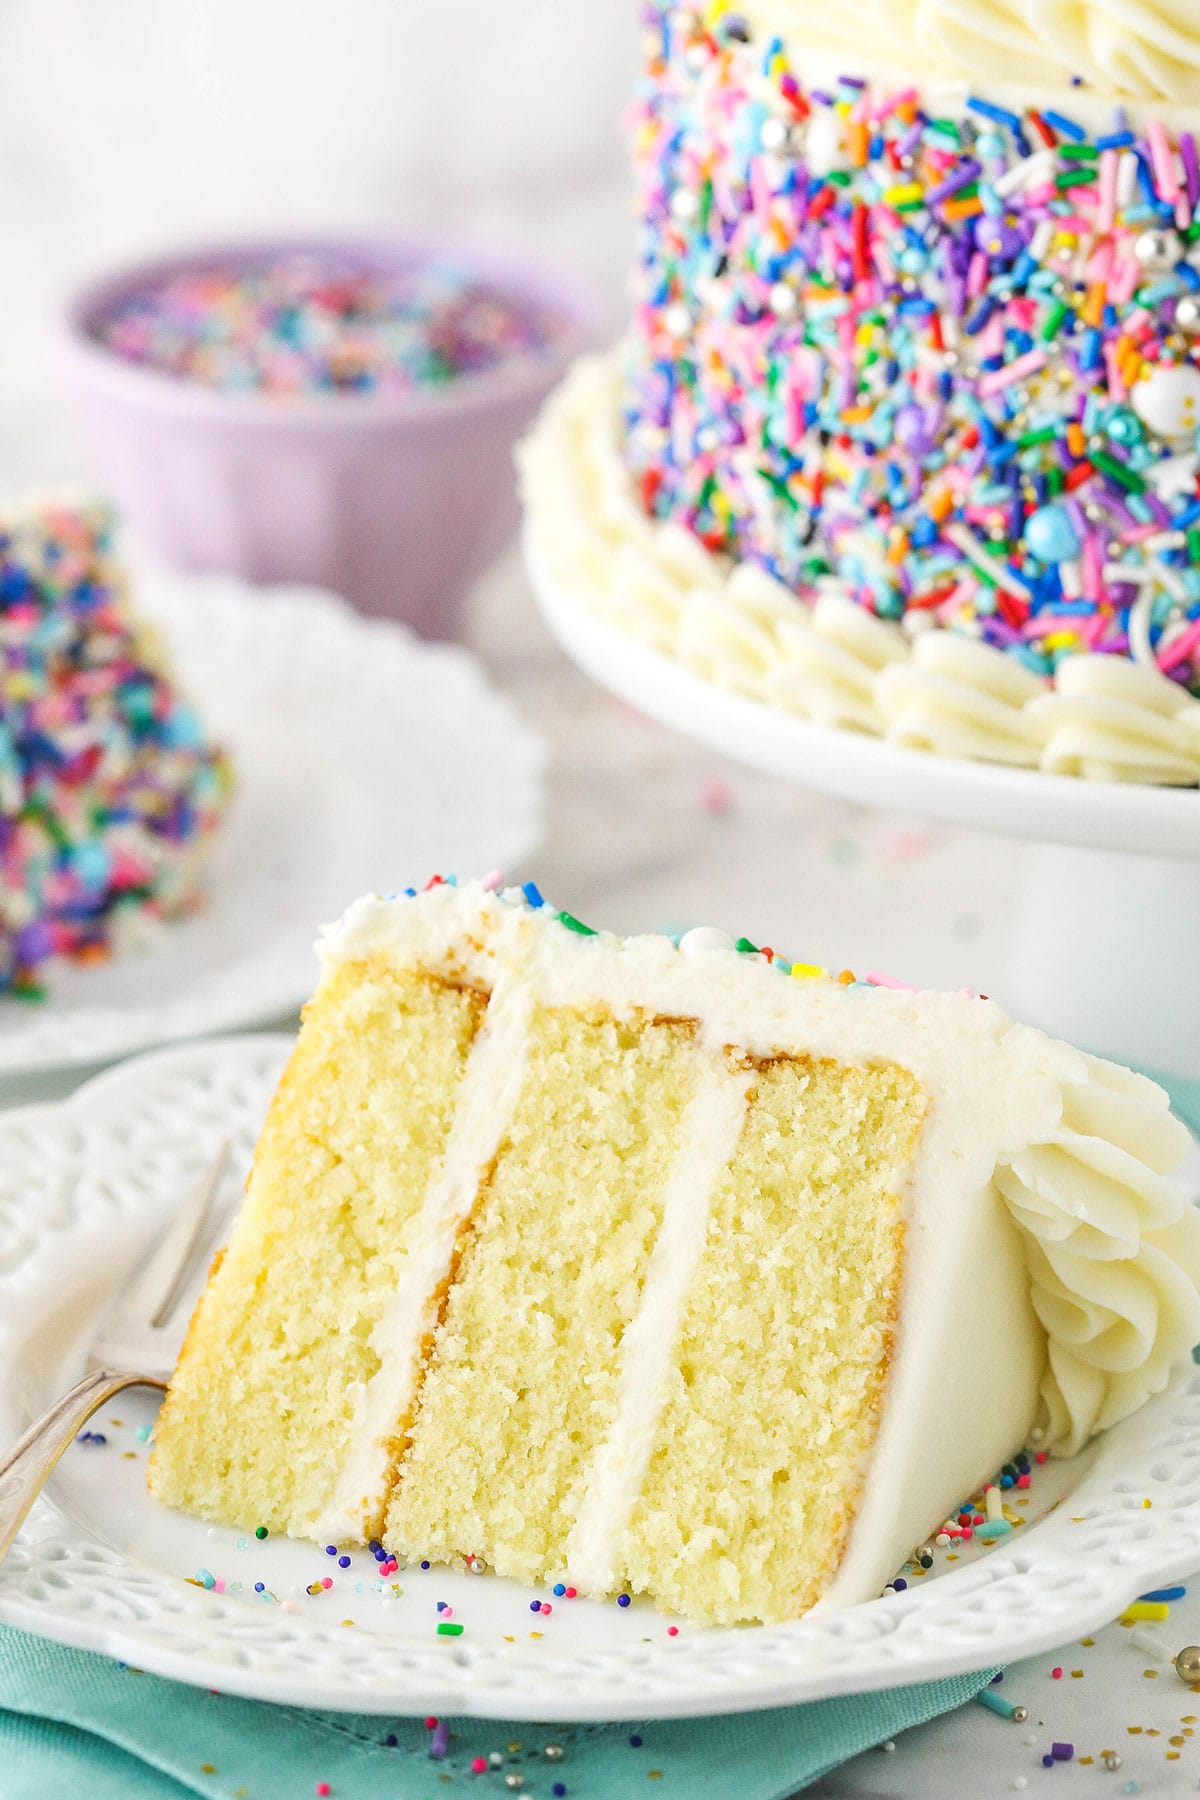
[5,552,1200,1794]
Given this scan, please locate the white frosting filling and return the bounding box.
[520,356,1200,788]
[563,1051,751,1592]
[307,882,1200,1603]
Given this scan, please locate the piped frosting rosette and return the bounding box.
[995,1052,1200,1456]
[743,0,1200,106]
[520,357,1200,784]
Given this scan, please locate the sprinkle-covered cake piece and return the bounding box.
[150,877,1200,1625]
[0,498,232,997]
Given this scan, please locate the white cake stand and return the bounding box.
[531,556,1200,1081]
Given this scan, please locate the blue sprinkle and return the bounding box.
[1042,109,1086,142]
[1140,1585,1186,1602]
[521,881,545,908]
[553,1583,567,1597]
[966,95,1023,130]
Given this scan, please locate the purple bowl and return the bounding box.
[56,234,599,637]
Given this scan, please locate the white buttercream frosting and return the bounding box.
[314,881,1200,1606]
[519,356,1200,786]
[739,0,1200,105]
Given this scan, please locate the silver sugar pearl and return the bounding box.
[544,1744,565,1761]
[760,117,791,151]
[1011,1705,1029,1724]
[1175,1643,1200,1681]
[1135,228,1173,268]
[670,187,700,222]
[1103,1750,1122,1771]
[504,1776,525,1792]
[489,1751,505,1767]
[663,303,691,338]
[769,282,798,319]
[1176,295,1200,333]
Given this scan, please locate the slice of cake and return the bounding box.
[1,497,232,997]
[149,878,1200,1625]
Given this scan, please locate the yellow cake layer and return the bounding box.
[620,1054,925,1624]
[148,959,484,1531]
[383,1005,700,1581]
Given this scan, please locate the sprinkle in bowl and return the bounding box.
[57,235,599,636]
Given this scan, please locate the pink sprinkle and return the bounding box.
[864,970,917,993]
[316,1786,332,1797]
[1148,117,1180,202]
[977,347,1046,399]
[667,1625,680,1636]
[700,776,734,814]
[471,1757,488,1775]
[1051,1666,1063,1679]
[541,1602,552,1615]
[213,1577,226,1595]
[321,1577,333,1590]
[481,869,504,891]
[1097,148,1118,233]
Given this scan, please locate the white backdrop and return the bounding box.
[0,0,638,487]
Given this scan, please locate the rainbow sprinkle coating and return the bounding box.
[93,253,566,399]
[0,501,232,998]
[625,4,1200,693]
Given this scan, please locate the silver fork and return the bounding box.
[0,1142,231,1562]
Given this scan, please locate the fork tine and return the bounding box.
[120,1141,231,1332]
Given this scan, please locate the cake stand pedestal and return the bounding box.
[531,556,1200,1082]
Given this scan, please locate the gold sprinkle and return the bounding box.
[648,1774,662,1782]
[341,1619,355,1627]
[109,1419,122,1427]
[945,1553,959,1562]
[508,1743,523,1754]
[1128,1727,1144,1735]
[529,1631,543,1639]
[1079,1756,1094,1765]
[1100,1748,1115,1758]
[1071,1669,1084,1678]
[1144,1498,1153,1509]
[1081,1637,1095,1647]
[1148,1728,1162,1737]
[200,1765,216,1775]
[503,1635,514,1643]
[122,1452,136,1460]
[1145,1670,1160,1679]
[1168,1752,1181,1761]
[1182,1715,1197,1723]
[1170,1735,1186,1746]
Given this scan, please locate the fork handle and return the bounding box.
[0,1369,166,1563]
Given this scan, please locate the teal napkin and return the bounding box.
[0,1626,997,1799]
[1,1065,1196,1798]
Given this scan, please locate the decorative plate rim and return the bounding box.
[2,1034,1200,1720]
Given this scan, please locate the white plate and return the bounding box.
[0,569,544,1077]
[529,548,1200,862]
[3,1037,1200,1719]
